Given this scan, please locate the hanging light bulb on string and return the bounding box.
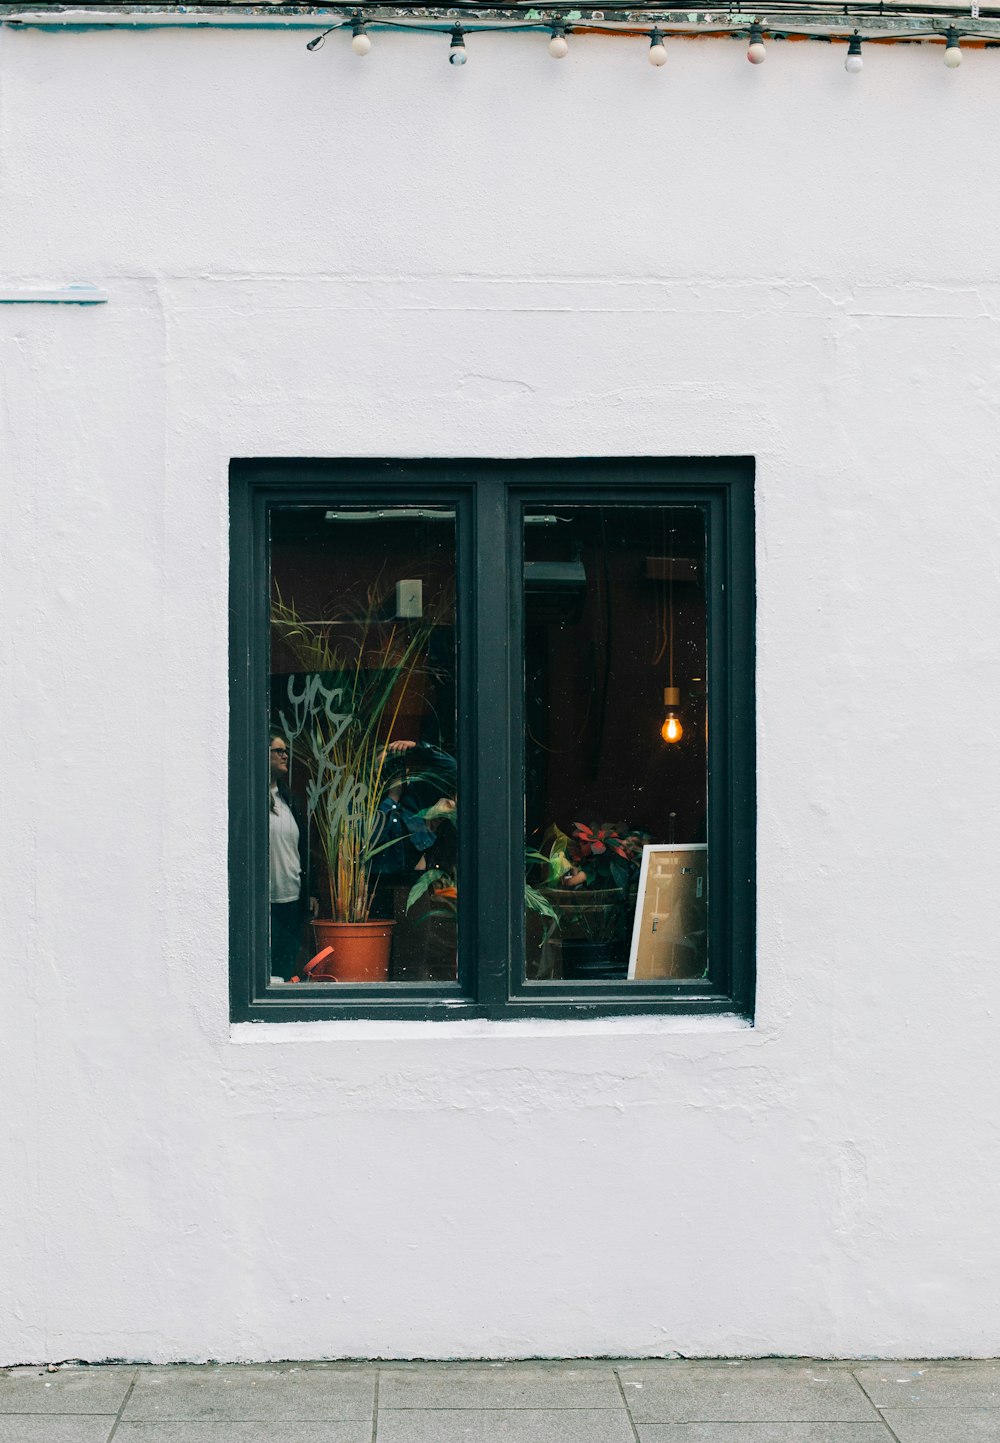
[350,14,371,55]
[944,27,963,67]
[549,22,569,59]
[845,32,863,72]
[661,689,684,744]
[659,529,684,745]
[747,23,766,64]
[648,28,668,66]
[449,24,467,65]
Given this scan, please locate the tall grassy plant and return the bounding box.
[272,588,433,924]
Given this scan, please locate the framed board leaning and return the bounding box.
[627,844,709,981]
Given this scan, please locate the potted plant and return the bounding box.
[404,823,561,979]
[271,589,433,982]
[537,821,653,979]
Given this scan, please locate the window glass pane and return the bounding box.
[523,505,708,984]
[268,505,458,985]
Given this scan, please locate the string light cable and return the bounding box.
[291,5,1000,64]
[1,2,995,63]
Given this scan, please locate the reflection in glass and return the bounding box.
[523,505,708,983]
[268,507,458,984]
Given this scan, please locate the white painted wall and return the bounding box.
[2,21,999,1363]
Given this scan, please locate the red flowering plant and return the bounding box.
[547,820,655,892]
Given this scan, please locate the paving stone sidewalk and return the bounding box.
[1,1358,998,1443]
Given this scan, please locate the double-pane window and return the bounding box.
[230,459,754,1021]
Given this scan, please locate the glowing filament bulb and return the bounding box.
[661,687,683,744]
[661,714,684,744]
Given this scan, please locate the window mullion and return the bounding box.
[471,476,513,1009]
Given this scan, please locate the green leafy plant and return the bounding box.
[536,821,652,890]
[272,587,433,924]
[404,866,456,921]
[405,827,560,939]
[532,820,656,947]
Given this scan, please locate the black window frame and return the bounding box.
[230,457,755,1023]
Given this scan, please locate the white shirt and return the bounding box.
[269,786,302,903]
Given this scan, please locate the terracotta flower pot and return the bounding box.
[309,919,395,982]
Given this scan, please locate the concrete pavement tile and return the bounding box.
[636,1426,894,1442]
[124,1365,375,1421]
[377,1407,636,1443]
[618,1363,879,1423]
[0,1420,114,1443]
[378,1364,622,1409]
[853,1362,1000,1410]
[881,1410,1000,1441]
[0,1366,135,1414]
[116,1425,371,1443]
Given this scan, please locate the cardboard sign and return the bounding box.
[627,844,708,980]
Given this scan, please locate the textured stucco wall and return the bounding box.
[2,23,999,1362]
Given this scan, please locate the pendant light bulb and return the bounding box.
[661,687,683,745]
[549,22,569,59]
[350,16,371,55]
[661,713,684,744]
[944,27,963,67]
[747,23,766,64]
[648,28,667,66]
[449,24,467,64]
[845,32,863,73]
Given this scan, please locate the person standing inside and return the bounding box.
[268,730,316,981]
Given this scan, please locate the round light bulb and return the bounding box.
[660,714,684,744]
[549,33,569,59]
[351,31,371,55]
[845,33,863,72]
[648,32,667,66]
[747,26,766,64]
[449,29,467,65]
[944,31,962,67]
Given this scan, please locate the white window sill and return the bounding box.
[230,1014,752,1044]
